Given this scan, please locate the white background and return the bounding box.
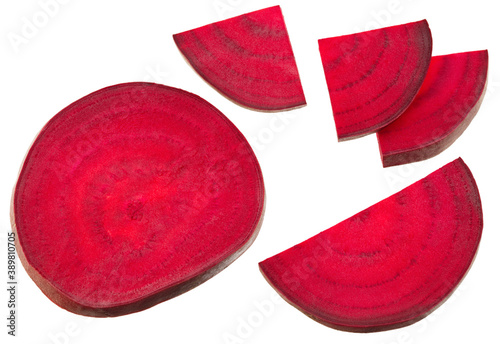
[1,0,499,343]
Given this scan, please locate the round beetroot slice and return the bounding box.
[12,82,265,317]
[377,50,489,167]
[259,158,482,332]
[318,20,432,141]
[173,5,306,111]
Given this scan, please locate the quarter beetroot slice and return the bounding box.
[377,50,489,167]
[173,5,306,111]
[259,158,482,332]
[319,20,432,141]
[12,82,265,317]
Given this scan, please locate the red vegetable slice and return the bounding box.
[12,82,265,317]
[173,5,306,111]
[259,158,482,332]
[318,20,432,141]
[377,50,488,167]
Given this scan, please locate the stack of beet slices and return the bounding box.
[318,20,488,166]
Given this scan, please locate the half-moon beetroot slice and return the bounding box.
[12,82,265,317]
[377,50,489,167]
[259,158,482,332]
[318,20,432,141]
[173,5,306,111]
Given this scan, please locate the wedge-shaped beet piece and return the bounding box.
[377,50,488,167]
[259,158,482,332]
[173,5,306,111]
[12,83,265,317]
[319,20,432,141]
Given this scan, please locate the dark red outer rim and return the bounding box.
[11,82,266,316]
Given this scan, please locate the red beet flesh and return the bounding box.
[12,83,265,317]
[259,158,482,332]
[319,20,432,141]
[377,50,488,167]
[173,5,306,111]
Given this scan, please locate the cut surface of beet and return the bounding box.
[259,158,482,332]
[318,20,432,141]
[173,5,306,111]
[12,82,265,317]
[377,50,488,167]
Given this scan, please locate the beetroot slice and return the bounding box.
[173,5,306,111]
[259,158,482,332]
[377,50,489,167]
[318,20,432,141]
[12,82,265,317]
